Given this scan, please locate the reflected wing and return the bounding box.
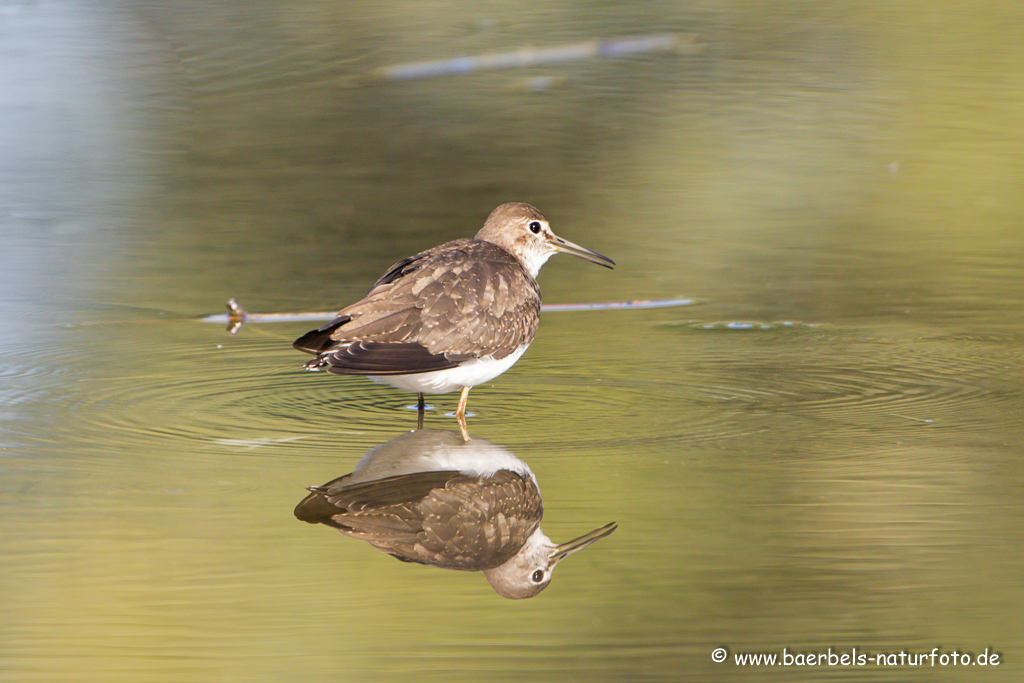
[294,470,460,527]
[296,469,542,571]
[409,470,543,570]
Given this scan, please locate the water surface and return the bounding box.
[2,1,1023,681]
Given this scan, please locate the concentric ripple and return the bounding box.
[11,317,431,462]
[11,311,1024,467]
[672,325,1024,436]
[514,319,1024,452]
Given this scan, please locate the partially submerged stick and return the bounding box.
[372,33,702,82]
[210,297,700,334]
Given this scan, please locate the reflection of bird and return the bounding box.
[293,203,613,436]
[294,430,617,599]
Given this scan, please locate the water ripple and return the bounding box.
[25,316,1024,462]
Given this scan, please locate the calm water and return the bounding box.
[2,1,1023,681]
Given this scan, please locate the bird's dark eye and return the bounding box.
[529,221,542,234]
[531,569,545,583]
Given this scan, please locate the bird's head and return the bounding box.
[475,203,615,278]
[482,522,617,599]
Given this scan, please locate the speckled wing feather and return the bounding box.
[294,471,460,528]
[407,470,544,570]
[293,239,542,374]
[298,469,543,571]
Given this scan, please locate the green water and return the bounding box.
[2,1,1022,681]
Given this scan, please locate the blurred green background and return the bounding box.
[1,1,1022,681]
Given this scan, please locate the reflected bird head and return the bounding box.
[475,203,615,279]
[482,522,618,599]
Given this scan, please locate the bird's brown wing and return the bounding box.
[293,240,541,374]
[294,470,461,529]
[410,470,543,570]
[297,469,542,571]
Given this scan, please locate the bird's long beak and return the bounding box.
[550,234,616,269]
[551,522,618,562]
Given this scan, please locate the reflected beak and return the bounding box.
[550,234,616,269]
[551,522,618,562]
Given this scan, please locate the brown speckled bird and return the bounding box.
[294,429,617,599]
[293,203,614,431]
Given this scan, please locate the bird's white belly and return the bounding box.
[370,344,530,394]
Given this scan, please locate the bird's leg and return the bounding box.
[456,386,471,441]
[456,386,471,420]
[417,393,425,430]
